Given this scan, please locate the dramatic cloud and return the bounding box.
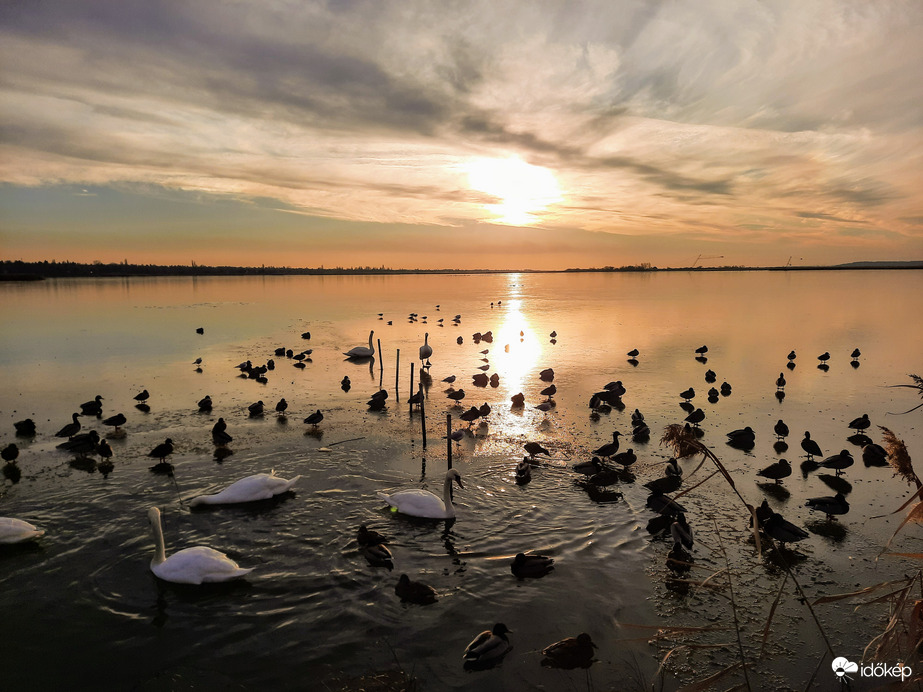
[0,0,920,267]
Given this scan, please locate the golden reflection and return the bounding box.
[492,276,542,397]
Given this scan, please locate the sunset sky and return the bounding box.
[1,0,921,269]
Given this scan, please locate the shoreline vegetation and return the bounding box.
[0,259,920,280]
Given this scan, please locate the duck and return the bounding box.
[541,633,597,669]
[805,493,850,520]
[275,398,288,415]
[679,387,695,401]
[665,458,683,477]
[670,513,694,549]
[395,574,437,604]
[850,348,861,361]
[757,459,792,484]
[647,492,686,516]
[148,438,174,462]
[762,510,809,545]
[510,392,525,407]
[817,352,830,363]
[775,373,786,390]
[14,418,37,437]
[539,368,554,382]
[593,431,622,459]
[197,396,213,412]
[188,472,301,507]
[1,443,19,464]
[146,507,253,584]
[704,369,717,383]
[80,395,104,416]
[344,331,375,358]
[684,408,705,427]
[510,552,554,578]
[357,525,388,546]
[377,468,463,519]
[447,389,466,404]
[862,443,888,467]
[801,431,823,460]
[524,441,551,460]
[55,412,82,439]
[774,420,789,440]
[134,389,150,402]
[360,542,393,568]
[612,448,637,467]
[695,345,708,355]
[304,410,324,429]
[820,449,854,476]
[0,517,45,544]
[627,348,639,358]
[573,457,605,476]
[463,623,512,665]
[515,458,531,484]
[419,332,433,365]
[848,414,870,434]
[248,400,264,416]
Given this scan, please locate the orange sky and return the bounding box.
[1,1,921,268]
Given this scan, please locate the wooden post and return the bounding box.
[419,382,427,449]
[446,413,452,470]
[409,362,415,401]
[395,349,400,397]
[376,338,383,388]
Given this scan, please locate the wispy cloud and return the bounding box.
[0,0,920,267]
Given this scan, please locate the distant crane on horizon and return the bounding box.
[691,254,724,267]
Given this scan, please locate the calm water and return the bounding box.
[1,270,921,691]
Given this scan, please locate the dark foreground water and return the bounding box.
[1,270,921,690]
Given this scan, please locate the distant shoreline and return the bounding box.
[1,259,920,280]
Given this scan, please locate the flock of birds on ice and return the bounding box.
[0,300,895,670]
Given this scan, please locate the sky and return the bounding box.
[1,0,921,270]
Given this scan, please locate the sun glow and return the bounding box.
[465,156,562,226]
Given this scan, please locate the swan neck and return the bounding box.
[151,513,167,566]
[443,474,455,514]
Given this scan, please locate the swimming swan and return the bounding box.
[344,331,375,358]
[188,472,301,507]
[0,517,45,544]
[378,469,463,519]
[147,507,253,584]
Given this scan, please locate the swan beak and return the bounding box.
[456,477,465,489]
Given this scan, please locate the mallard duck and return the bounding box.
[573,457,604,476]
[147,438,174,462]
[848,414,870,434]
[541,633,597,669]
[670,513,694,549]
[147,507,252,584]
[377,469,463,519]
[510,552,554,578]
[524,441,551,460]
[763,510,809,545]
[773,420,789,439]
[80,395,104,416]
[757,459,792,484]
[820,449,854,476]
[357,525,388,546]
[55,412,82,439]
[515,458,531,484]
[304,410,324,429]
[805,493,849,520]
[360,542,393,568]
[801,431,823,460]
[593,431,621,459]
[395,574,437,604]
[463,623,512,665]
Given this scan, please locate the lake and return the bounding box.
[1,270,922,691]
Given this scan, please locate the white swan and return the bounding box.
[378,469,463,519]
[419,332,433,364]
[188,472,301,507]
[147,507,253,584]
[0,517,44,544]
[344,330,375,358]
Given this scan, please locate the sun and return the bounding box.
[464,156,562,226]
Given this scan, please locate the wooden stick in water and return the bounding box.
[446,413,452,470]
[419,382,427,449]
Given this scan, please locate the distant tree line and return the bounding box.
[0,260,533,279]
